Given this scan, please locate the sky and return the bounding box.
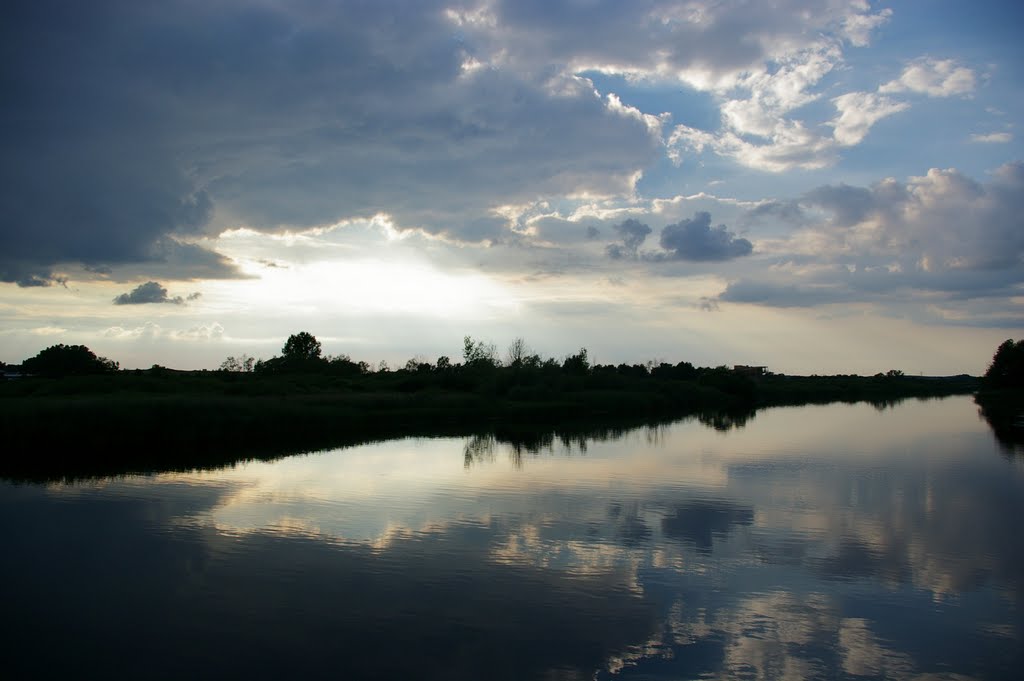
[1,0,1022,374]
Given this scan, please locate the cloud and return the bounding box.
[669,121,840,173]
[717,164,1024,321]
[492,0,890,89]
[718,43,843,138]
[831,92,909,146]
[671,79,911,172]
[657,212,753,261]
[719,279,856,307]
[803,163,1024,270]
[697,297,720,312]
[1,0,897,282]
[970,132,1013,144]
[173,323,224,341]
[801,184,877,225]
[841,7,893,47]
[880,58,976,97]
[102,321,223,341]
[103,322,163,340]
[744,200,807,226]
[605,219,652,259]
[113,281,192,306]
[1,268,56,288]
[1,0,668,284]
[662,11,893,174]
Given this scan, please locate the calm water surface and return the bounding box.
[2,396,1022,679]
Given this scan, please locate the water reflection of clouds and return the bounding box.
[11,396,1019,680]
[169,398,1021,612]
[3,482,661,679]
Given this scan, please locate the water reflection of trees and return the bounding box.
[462,410,762,470]
[463,420,676,469]
[975,393,1024,455]
[869,397,905,411]
[696,408,756,432]
[463,432,587,470]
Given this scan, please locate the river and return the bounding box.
[2,396,1020,679]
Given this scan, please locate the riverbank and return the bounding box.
[0,369,979,480]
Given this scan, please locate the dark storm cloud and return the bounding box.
[657,212,753,261]
[744,199,806,225]
[150,239,241,280]
[719,279,854,308]
[1,0,891,286]
[1,0,665,284]
[1,0,224,285]
[113,281,188,306]
[605,218,652,259]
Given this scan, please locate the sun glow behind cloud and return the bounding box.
[206,257,519,322]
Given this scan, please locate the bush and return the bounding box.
[21,344,118,377]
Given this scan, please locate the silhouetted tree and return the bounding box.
[984,339,1024,389]
[697,366,755,401]
[252,332,327,374]
[463,336,499,367]
[403,355,432,372]
[325,353,365,376]
[562,348,590,375]
[220,354,255,372]
[506,337,531,368]
[21,344,118,377]
[282,331,322,361]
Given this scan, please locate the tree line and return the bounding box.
[220,331,703,380]
[6,331,1018,391]
[212,332,597,377]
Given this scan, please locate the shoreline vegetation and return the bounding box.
[2,333,1020,482]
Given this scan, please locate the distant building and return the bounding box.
[733,365,768,376]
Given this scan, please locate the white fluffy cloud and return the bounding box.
[669,120,840,172]
[665,28,923,171]
[831,92,909,146]
[880,58,976,97]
